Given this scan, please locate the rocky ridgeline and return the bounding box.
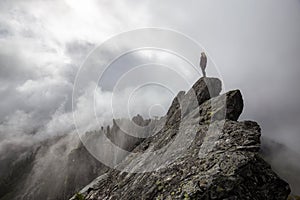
[71,77,291,200]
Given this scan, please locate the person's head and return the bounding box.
[201,52,206,57]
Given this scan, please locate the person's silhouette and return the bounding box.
[200,52,207,77]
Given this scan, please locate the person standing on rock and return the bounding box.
[200,52,207,77]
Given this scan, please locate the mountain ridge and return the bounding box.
[70,77,291,200]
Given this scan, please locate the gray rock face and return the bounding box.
[71,77,290,200]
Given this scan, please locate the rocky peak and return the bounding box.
[71,77,290,200]
[132,114,150,127]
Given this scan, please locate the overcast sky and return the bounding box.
[0,0,300,189]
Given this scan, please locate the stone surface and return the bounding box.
[70,77,290,200]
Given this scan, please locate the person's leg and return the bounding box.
[201,68,206,77]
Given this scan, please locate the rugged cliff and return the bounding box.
[70,77,291,200]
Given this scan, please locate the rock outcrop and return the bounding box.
[71,77,291,200]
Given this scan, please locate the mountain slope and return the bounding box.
[71,77,290,200]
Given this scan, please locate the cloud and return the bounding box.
[0,0,152,145]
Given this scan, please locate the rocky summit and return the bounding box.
[71,77,291,200]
